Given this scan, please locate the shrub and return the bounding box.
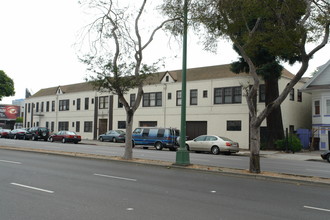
[275,134,302,152]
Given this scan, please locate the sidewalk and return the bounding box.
[82,139,324,161]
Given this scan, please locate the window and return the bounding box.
[52,101,55,112]
[84,121,93,132]
[176,90,182,106]
[58,121,69,131]
[290,88,295,101]
[28,103,31,113]
[99,96,109,109]
[203,90,208,98]
[118,121,126,129]
[85,97,89,110]
[214,86,242,104]
[326,100,330,115]
[118,98,123,108]
[73,100,75,106]
[59,100,70,111]
[72,122,75,127]
[130,94,136,107]
[227,121,242,131]
[46,121,49,129]
[41,102,44,112]
[168,93,172,100]
[77,98,81,110]
[190,89,198,105]
[142,129,150,137]
[36,102,39,112]
[46,101,50,112]
[143,92,162,107]
[297,90,302,102]
[314,100,320,115]
[51,121,54,132]
[76,121,80,132]
[259,84,265,102]
[166,75,169,82]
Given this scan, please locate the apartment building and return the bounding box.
[24,64,311,149]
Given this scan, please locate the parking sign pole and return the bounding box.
[175,0,190,166]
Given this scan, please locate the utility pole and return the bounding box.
[175,0,190,166]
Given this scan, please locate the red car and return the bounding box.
[49,131,81,144]
[0,129,11,138]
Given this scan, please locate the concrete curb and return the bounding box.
[1,145,330,187]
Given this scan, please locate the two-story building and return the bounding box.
[24,64,311,149]
[302,60,330,150]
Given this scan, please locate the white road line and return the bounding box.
[306,169,330,173]
[304,206,330,212]
[0,159,22,164]
[94,173,137,182]
[11,183,54,194]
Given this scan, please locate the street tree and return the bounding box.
[162,0,330,173]
[79,0,180,159]
[0,70,15,101]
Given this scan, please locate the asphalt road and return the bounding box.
[1,138,329,178]
[0,150,329,220]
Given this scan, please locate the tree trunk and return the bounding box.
[250,121,261,173]
[265,77,284,149]
[123,110,134,160]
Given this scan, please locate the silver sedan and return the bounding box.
[185,135,239,155]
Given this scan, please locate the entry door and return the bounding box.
[99,119,108,136]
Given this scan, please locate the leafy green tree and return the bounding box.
[79,0,180,160]
[162,0,329,173]
[0,70,15,101]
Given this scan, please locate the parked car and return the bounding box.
[132,127,180,151]
[49,131,81,144]
[8,129,28,139]
[0,129,11,138]
[25,127,50,141]
[321,151,330,163]
[185,135,239,155]
[98,130,125,142]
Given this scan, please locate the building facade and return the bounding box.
[302,60,330,150]
[24,64,311,149]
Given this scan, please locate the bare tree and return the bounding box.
[79,0,180,159]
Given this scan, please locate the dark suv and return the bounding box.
[25,127,50,141]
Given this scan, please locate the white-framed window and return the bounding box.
[314,100,320,115]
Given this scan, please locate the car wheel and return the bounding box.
[186,144,190,151]
[62,138,66,143]
[99,137,104,142]
[112,137,117,143]
[32,135,37,141]
[74,141,78,144]
[49,137,54,142]
[155,142,163,150]
[14,135,17,139]
[211,146,220,155]
[327,154,330,163]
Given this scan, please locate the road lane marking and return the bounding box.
[11,183,54,194]
[306,169,330,173]
[0,159,22,164]
[304,206,330,212]
[94,173,137,182]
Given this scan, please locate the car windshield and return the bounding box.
[66,131,76,135]
[40,128,48,132]
[116,130,125,134]
[219,136,233,141]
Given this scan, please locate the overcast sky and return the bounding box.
[0,0,329,104]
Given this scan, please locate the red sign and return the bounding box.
[0,105,20,120]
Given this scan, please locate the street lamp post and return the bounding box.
[175,0,190,166]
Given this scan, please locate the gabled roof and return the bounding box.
[301,60,330,92]
[27,64,297,99]
[28,82,95,99]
